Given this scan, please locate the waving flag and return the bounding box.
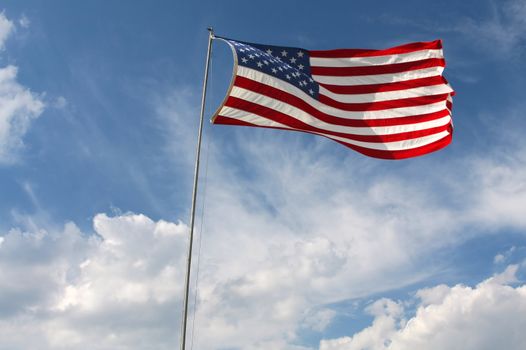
[212,37,454,159]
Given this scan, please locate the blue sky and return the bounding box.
[1,1,526,349]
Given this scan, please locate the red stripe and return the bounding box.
[223,96,451,143]
[233,75,450,126]
[214,115,452,160]
[320,76,447,94]
[213,116,256,127]
[336,132,452,159]
[309,40,442,58]
[318,92,449,111]
[311,58,445,77]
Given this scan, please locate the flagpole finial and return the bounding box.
[207,27,214,39]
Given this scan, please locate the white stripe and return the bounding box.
[218,109,451,151]
[319,84,454,103]
[219,108,291,129]
[323,130,450,151]
[312,66,444,86]
[310,49,443,67]
[219,102,451,135]
[236,66,449,119]
[447,95,453,114]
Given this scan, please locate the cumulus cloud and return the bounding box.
[0,12,45,164]
[0,213,188,350]
[320,265,526,350]
[0,201,451,350]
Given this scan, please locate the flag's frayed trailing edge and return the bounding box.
[212,37,455,159]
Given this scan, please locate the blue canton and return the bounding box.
[228,39,319,99]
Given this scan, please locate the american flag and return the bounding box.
[212,37,454,159]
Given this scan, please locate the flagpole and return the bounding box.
[180,27,214,350]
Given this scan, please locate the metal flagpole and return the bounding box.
[180,27,214,350]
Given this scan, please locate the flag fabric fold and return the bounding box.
[211,37,454,159]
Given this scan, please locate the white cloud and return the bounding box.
[0,222,93,320]
[494,246,517,264]
[0,65,45,163]
[301,308,337,332]
[320,299,404,350]
[0,213,189,350]
[0,12,14,49]
[320,265,526,350]
[494,253,505,263]
[467,156,526,229]
[0,13,45,164]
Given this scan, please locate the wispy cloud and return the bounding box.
[0,13,44,164]
[0,11,14,50]
[151,86,200,170]
[374,0,526,61]
[454,0,526,57]
[18,14,30,29]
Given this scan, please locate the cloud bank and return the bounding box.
[0,213,188,350]
[1,211,525,350]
